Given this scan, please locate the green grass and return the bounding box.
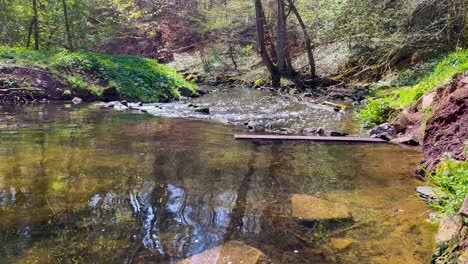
[426,155,468,215]
[357,49,468,128]
[0,46,197,102]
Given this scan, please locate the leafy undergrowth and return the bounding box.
[0,46,196,102]
[426,155,468,215]
[357,49,468,128]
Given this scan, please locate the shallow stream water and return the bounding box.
[0,90,435,263]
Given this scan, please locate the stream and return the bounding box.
[0,87,435,263]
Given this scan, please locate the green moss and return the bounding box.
[357,49,468,128]
[0,46,197,102]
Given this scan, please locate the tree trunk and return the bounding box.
[254,0,281,86]
[62,0,73,50]
[287,0,316,78]
[32,0,39,50]
[26,19,34,48]
[276,0,287,74]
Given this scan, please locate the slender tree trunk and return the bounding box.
[459,0,467,48]
[254,0,281,86]
[26,19,34,47]
[62,0,73,50]
[32,0,39,50]
[287,0,316,78]
[228,41,238,70]
[276,0,287,74]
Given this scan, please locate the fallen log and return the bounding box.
[234,134,387,143]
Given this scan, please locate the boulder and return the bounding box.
[245,120,258,131]
[179,241,265,264]
[392,111,410,133]
[291,194,351,221]
[369,123,397,141]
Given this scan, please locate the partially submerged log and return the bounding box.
[234,134,387,143]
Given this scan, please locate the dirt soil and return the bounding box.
[412,73,468,177]
[0,65,96,104]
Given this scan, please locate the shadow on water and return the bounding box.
[0,103,435,264]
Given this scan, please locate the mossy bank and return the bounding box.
[0,47,198,104]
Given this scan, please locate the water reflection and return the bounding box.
[0,104,434,263]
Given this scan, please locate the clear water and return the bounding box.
[0,102,435,264]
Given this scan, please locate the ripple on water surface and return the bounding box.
[0,103,435,263]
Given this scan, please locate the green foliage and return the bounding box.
[355,97,394,128]
[0,46,196,102]
[66,75,87,91]
[357,49,468,128]
[427,157,468,215]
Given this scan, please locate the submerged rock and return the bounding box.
[179,241,265,264]
[330,238,354,250]
[291,194,351,221]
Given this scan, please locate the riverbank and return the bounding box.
[356,50,468,262]
[0,47,198,104]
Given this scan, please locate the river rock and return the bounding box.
[420,91,436,111]
[436,216,461,244]
[459,195,468,217]
[391,135,420,146]
[195,107,210,114]
[316,127,325,136]
[72,97,83,104]
[415,186,447,204]
[330,238,354,250]
[245,120,258,131]
[179,241,265,264]
[326,131,349,137]
[291,194,351,221]
[105,101,128,110]
[303,128,317,134]
[369,123,396,141]
[179,86,199,98]
[392,111,410,133]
